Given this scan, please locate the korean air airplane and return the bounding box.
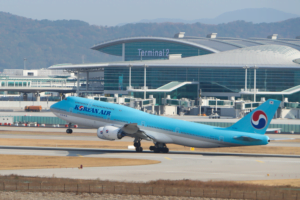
[50,97,280,153]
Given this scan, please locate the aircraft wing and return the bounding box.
[121,123,152,141]
[120,123,173,143]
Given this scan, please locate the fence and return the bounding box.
[0,182,299,199]
[13,116,67,125]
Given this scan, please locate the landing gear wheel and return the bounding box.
[134,142,141,148]
[149,146,155,151]
[154,148,160,153]
[136,147,143,152]
[66,129,73,134]
[151,143,169,153]
[162,148,169,153]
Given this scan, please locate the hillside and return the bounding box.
[138,8,299,24]
[0,12,300,71]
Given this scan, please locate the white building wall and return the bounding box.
[281,109,300,119]
[23,70,38,76]
[0,101,57,110]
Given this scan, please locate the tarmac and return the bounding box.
[0,115,299,182]
[0,127,299,146]
[0,146,299,182]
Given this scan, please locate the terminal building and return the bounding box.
[0,69,76,100]
[50,32,300,105]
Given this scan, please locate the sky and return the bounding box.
[0,0,299,26]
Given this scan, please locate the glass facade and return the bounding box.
[99,44,122,56]
[98,41,212,61]
[97,40,300,103]
[132,84,198,105]
[105,67,300,103]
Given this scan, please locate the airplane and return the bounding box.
[50,96,281,153]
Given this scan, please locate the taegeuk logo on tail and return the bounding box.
[251,110,268,129]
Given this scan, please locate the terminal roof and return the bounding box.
[91,36,300,54]
[49,45,300,71]
[91,36,220,53]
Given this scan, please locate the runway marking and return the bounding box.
[256,160,264,163]
[77,154,84,157]
[164,157,172,160]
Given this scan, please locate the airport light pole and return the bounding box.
[253,65,259,102]
[144,65,147,99]
[76,71,80,96]
[23,58,27,70]
[82,55,85,64]
[243,66,249,91]
[86,71,89,92]
[128,64,132,89]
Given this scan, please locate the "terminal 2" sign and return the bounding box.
[138,49,170,57]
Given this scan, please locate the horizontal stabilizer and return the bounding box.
[269,138,295,141]
[233,136,262,142]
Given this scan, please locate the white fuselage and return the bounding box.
[52,111,229,148]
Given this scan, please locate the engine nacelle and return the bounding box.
[97,126,124,140]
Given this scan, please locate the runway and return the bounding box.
[0,146,299,182]
[0,126,299,182]
[0,126,299,145]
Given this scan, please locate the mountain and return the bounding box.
[0,11,300,71]
[136,8,299,25]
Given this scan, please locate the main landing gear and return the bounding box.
[134,138,143,152]
[133,139,169,153]
[66,123,73,134]
[150,143,169,153]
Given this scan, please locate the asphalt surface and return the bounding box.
[0,126,299,146]
[0,146,299,182]
[0,124,299,182]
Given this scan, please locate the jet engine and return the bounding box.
[97,126,124,140]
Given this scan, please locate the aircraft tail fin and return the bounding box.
[227,99,281,134]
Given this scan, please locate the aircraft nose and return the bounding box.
[50,101,61,110]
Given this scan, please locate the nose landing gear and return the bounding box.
[150,143,169,153]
